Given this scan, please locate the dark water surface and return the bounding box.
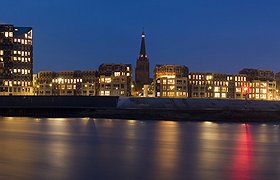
[0,117,279,180]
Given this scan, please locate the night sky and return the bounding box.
[1,0,280,74]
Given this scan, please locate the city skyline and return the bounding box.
[1,0,280,74]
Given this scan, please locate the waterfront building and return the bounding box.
[188,72,213,98]
[275,72,280,99]
[239,68,274,81]
[0,24,33,95]
[189,73,248,99]
[239,68,276,100]
[188,72,228,98]
[35,70,97,96]
[248,80,276,100]
[98,64,132,96]
[227,74,249,99]
[154,64,188,98]
[135,32,150,95]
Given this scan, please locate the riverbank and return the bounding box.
[0,96,280,121]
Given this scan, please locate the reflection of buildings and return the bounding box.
[135,32,150,95]
[154,65,188,98]
[0,24,33,95]
[34,70,97,96]
[98,64,132,96]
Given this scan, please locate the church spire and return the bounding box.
[140,31,147,58]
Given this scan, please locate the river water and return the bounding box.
[0,117,279,180]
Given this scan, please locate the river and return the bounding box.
[0,117,279,180]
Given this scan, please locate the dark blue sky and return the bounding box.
[1,0,280,74]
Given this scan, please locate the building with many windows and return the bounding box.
[98,64,132,96]
[154,65,189,98]
[239,68,274,81]
[0,24,33,95]
[34,70,97,96]
[188,72,228,98]
[227,74,249,99]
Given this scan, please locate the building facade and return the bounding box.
[135,32,150,94]
[189,73,250,99]
[0,24,33,95]
[34,70,97,96]
[239,68,274,81]
[98,64,132,96]
[154,65,189,98]
[188,72,227,98]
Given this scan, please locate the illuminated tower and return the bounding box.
[0,24,33,95]
[135,32,150,93]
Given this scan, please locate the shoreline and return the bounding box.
[0,96,280,122]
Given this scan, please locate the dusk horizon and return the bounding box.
[1,0,280,74]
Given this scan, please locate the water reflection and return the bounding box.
[0,118,280,179]
[230,124,253,180]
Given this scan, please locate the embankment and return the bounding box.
[0,96,280,121]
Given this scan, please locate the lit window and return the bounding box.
[105,91,110,96]
[105,78,111,83]
[214,87,219,92]
[114,72,120,76]
[214,93,220,98]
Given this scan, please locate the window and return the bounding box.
[214,93,220,98]
[114,72,120,77]
[214,87,219,92]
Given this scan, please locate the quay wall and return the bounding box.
[0,96,280,121]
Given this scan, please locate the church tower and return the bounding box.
[135,32,150,93]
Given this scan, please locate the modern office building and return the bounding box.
[135,32,150,94]
[154,64,188,97]
[98,64,132,96]
[0,24,33,95]
[34,70,97,96]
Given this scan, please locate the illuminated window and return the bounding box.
[221,93,227,98]
[105,78,111,83]
[0,50,3,55]
[114,72,120,76]
[168,79,175,84]
[214,87,219,92]
[206,75,213,80]
[236,88,241,93]
[105,91,110,96]
[168,92,175,96]
[214,93,220,98]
